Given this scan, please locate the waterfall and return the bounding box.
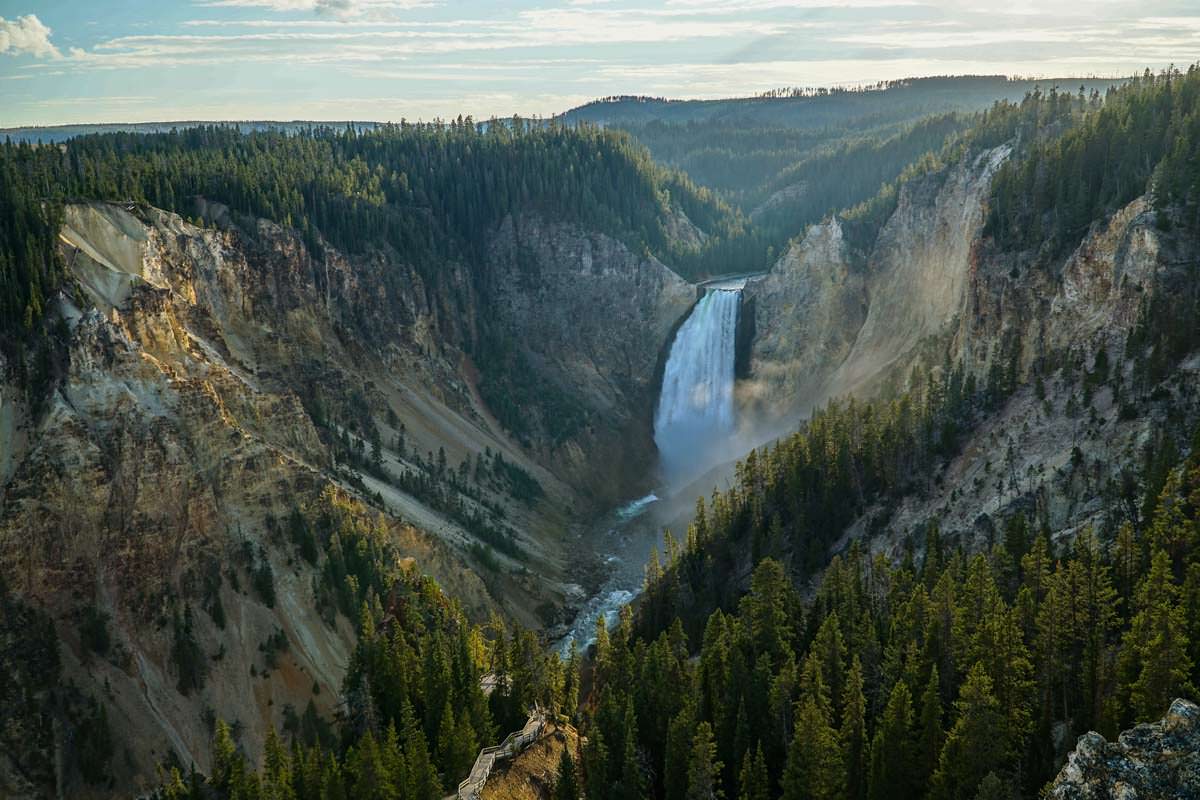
[654,287,741,487]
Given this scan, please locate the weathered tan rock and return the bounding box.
[740,216,861,417]
[745,145,1009,420]
[1049,699,1200,799]
[1,199,700,797]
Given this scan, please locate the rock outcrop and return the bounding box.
[0,202,510,795]
[1049,699,1200,799]
[738,216,861,417]
[740,133,1200,563]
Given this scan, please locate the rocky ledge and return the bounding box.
[1049,699,1200,799]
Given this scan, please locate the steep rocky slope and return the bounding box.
[743,141,1200,557]
[744,145,1009,420]
[488,214,695,498]
[854,194,1194,555]
[479,721,580,800]
[1049,699,1200,799]
[0,201,699,797]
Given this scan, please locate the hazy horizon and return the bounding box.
[2,0,1199,127]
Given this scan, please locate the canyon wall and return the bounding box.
[0,201,700,797]
[745,144,1199,558]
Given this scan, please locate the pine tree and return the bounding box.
[1119,549,1195,723]
[563,639,581,719]
[743,559,795,668]
[868,680,916,800]
[584,729,611,800]
[436,701,458,784]
[554,749,580,800]
[841,656,869,800]
[782,696,843,800]
[917,666,944,786]
[261,728,294,800]
[436,700,477,787]
[211,719,243,796]
[1075,533,1120,732]
[687,721,724,800]
[615,698,643,800]
[401,701,441,800]
[346,730,396,800]
[736,744,769,800]
[931,662,1008,800]
[665,701,698,800]
[811,612,848,725]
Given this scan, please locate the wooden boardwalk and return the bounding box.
[452,705,547,800]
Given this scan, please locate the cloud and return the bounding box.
[194,0,438,16]
[0,14,61,58]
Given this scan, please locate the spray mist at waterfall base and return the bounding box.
[557,284,753,656]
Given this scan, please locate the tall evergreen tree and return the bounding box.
[917,666,945,786]
[868,680,916,800]
[736,744,769,800]
[931,663,1008,800]
[1119,549,1195,723]
[687,721,724,800]
[841,656,869,800]
[782,696,843,800]
[554,748,580,800]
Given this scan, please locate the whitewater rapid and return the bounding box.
[654,287,741,487]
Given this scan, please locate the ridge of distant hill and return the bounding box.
[0,120,384,144]
[559,74,1127,129]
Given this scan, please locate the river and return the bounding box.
[558,278,749,655]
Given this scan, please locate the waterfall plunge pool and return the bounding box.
[557,282,746,656]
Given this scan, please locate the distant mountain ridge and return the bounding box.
[0,120,385,144]
[560,75,1127,129]
[4,76,1129,145]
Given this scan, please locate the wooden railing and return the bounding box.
[455,706,547,800]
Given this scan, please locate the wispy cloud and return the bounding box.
[2,0,1197,126]
[194,0,439,15]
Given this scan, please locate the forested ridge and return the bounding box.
[585,448,1200,800]
[987,65,1200,261]
[591,289,1200,799]
[0,120,741,355]
[626,114,969,277]
[562,76,1123,131]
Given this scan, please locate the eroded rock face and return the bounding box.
[743,142,1200,566]
[487,213,696,499]
[0,203,508,796]
[1,200,702,796]
[741,216,861,418]
[1049,699,1200,799]
[745,146,1009,421]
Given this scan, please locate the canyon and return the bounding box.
[2,100,1199,799]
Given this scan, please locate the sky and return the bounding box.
[1,0,1199,126]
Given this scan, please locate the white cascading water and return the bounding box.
[558,285,744,656]
[654,287,741,487]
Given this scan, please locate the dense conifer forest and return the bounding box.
[587,455,1200,800]
[140,487,576,800]
[987,67,1200,260]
